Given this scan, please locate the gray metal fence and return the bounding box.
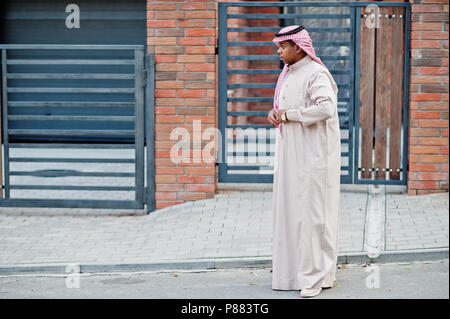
[0,45,155,211]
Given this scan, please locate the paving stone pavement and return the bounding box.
[0,189,448,269]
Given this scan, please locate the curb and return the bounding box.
[0,248,448,275]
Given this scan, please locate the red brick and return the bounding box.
[177,55,206,63]
[185,28,216,37]
[421,31,449,40]
[147,3,177,11]
[185,46,215,55]
[415,172,448,181]
[156,167,184,175]
[155,46,185,55]
[178,20,207,28]
[418,137,449,145]
[411,22,443,31]
[156,98,186,106]
[147,37,177,46]
[411,75,442,84]
[185,64,215,72]
[411,94,442,102]
[411,40,442,49]
[155,107,177,115]
[156,184,185,192]
[178,175,206,184]
[147,20,177,28]
[154,55,177,63]
[155,191,177,200]
[410,145,441,154]
[419,119,449,128]
[411,110,441,118]
[179,2,207,11]
[156,63,185,72]
[409,163,440,172]
[156,115,185,124]
[186,11,215,19]
[178,37,208,46]
[185,115,215,124]
[419,155,448,163]
[156,81,184,89]
[408,181,440,189]
[154,11,185,19]
[155,89,176,98]
[185,167,215,175]
[420,67,448,75]
[177,89,207,98]
[412,4,444,13]
[410,128,441,136]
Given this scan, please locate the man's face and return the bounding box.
[277,40,302,65]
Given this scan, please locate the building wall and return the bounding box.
[408,0,449,195]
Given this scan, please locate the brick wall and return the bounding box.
[408,0,449,194]
[147,0,217,209]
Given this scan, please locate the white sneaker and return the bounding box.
[300,286,322,298]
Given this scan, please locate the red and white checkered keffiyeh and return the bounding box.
[273,25,327,111]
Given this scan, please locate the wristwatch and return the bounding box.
[281,112,288,122]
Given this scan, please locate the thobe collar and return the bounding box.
[287,54,312,72]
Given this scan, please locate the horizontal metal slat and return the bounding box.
[227,111,349,117]
[227,69,350,75]
[6,59,135,65]
[7,73,135,79]
[0,44,144,50]
[0,198,143,209]
[9,171,135,177]
[9,185,135,191]
[227,13,351,19]
[227,41,351,47]
[228,83,275,89]
[227,69,280,74]
[7,88,134,93]
[9,157,135,163]
[227,55,350,61]
[9,101,134,107]
[8,115,135,122]
[228,97,273,102]
[227,27,350,33]
[228,111,269,116]
[8,129,135,136]
[9,143,135,149]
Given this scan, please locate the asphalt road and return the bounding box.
[0,259,448,299]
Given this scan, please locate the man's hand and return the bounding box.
[268,109,279,126]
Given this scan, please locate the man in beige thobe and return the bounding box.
[268,25,341,298]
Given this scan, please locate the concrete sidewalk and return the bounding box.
[0,187,448,274]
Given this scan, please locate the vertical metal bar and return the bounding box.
[145,53,156,213]
[1,49,9,198]
[134,49,145,208]
[353,6,361,184]
[218,3,228,182]
[402,4,411,185]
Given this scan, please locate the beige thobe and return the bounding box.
[272,55,341,290]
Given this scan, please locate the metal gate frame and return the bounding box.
[0,45,155,211]
[218,1,410,185]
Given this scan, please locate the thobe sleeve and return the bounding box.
[286,71,337,127]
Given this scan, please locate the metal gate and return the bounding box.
[0,45,155,211]
[218,1,410,185]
